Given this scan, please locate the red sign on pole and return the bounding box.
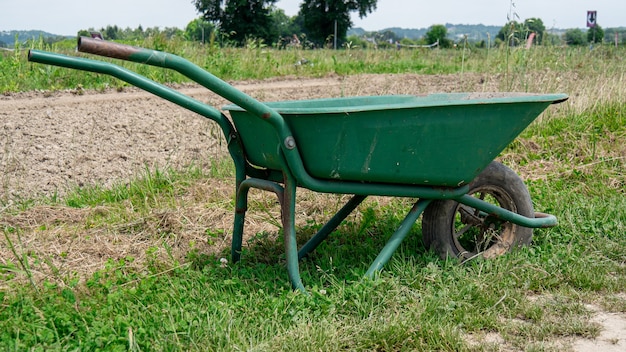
[587,11,597,28]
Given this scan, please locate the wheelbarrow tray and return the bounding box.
[224,92,565,187]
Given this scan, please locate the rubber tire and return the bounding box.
[422,161,534,261]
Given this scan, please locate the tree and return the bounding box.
[425,24,451,48]
[563,28,586,46]
[160,27,184,39]
[193,0,277,45]
[271,7,302,39]
[543,32,563,46]
[496,19,541,46]
[298,0,377,47]
[605,28,626,45]
[496,18,544,46]
[524,18,545,45]
[193,0,224,23]
[103,25,121,40]
[185,18,215,43]
[587,24,604,44]
[497,21,521,46]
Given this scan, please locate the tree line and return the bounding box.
[495,18,618,46]
[76,0,374,48]
[73,0,625,49]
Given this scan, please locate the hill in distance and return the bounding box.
[0,30,72,47]
[349,23,507,43]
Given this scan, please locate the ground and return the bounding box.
[1,74,624,351]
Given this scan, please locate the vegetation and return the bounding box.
[496,18,546,46]
[605,27,626,44]
[193,0,278,45]
[588,25,605,44]
[77,25,183,42]
[0,30,70,48]
[187,0,378,47]
[184,18,216,43]
[563,28,587,46]
[0,32,625,350]
[6,18,625,50]
[298,0,377,46]
[3,33,626,94]
[425,24,452,48]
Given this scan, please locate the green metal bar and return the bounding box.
[233,176,309,292]
[456,194,557,228]
[77,37,288,134]
[232,178,286,263]
[231,166,248,263]
[282,172,307,293]
[308,180,469,199]
[364,199,432,278]
[231,181,252,264]
[76,37,303,180]
[231,216,245,262]
[27,50,253,173]
[232,174,307,293]
[29,50,227,129]
[239,178,286,201]
[298,194,367,260]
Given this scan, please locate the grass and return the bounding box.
[1,39,625,350]
[2,36,625,93]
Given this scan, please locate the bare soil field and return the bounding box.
[1,73,624,351]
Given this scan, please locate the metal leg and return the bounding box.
[230,146,247,264]
[298,194,367,260]
[230,176,306,292]
[364,198,432,278]
[232,178,285,263]
[231,186,249,263]
[282,173,307,293]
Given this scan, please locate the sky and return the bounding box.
[2,0,624,36]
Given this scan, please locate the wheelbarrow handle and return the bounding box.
[77,37,287,131]
[77,36,141,62]
[27,49,231,131]
[77,36,300,164]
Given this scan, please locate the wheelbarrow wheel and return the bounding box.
[422,161,534,261]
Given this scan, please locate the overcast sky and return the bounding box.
[2,0,624,36]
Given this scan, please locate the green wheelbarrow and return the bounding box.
[28,38,568,292]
